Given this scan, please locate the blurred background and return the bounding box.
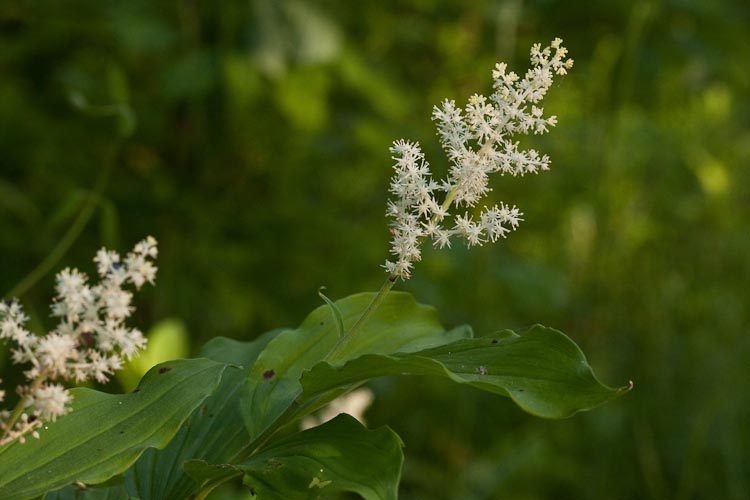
[1,0,749,498]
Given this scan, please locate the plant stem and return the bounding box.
[324,183,464,363]
[441,188,457,212]
[3,146,117,300]
[0,371,47,443]
[324,275,397,362]
[228,280,399,463]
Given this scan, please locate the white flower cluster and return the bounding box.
[0,236,157,445]
[385,39,573,279]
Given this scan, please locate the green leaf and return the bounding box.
[117,318,191,391]
[44,482,130,500]
[299,325,630,419]
[123,330,282,500]
[0,358,226,500]
[240,292,469,443]
[201,329,286,366]
[186,414,404,500]
[317,287,344,337]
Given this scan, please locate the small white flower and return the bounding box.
[100,285,133,320]
[134,235,158,258]
[37,333,77,379]
[125,253,157,289]
[94,248,120,277]
[118,328,147,360]
[86,351,115,384]
[53,269,94,323]
[432,228,452,249]
[29,384,71,421]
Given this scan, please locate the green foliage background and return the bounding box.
[1,0,748,498]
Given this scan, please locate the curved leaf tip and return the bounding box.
[618,380,635,393]
[299,323,627,420]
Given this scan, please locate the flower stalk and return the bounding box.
[325,39,573,360]
[324,275,397,362]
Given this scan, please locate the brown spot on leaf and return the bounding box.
[491,339,498,344]
[263,369,275,380]
[159,367,172,374]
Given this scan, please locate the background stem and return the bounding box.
[0,370,48,443]
[4,146,117,300]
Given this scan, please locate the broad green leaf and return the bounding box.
[117,318,191,391]
[0,358,226,500]
[123,330,282,500]
[298,325,630,419]
[186,414,404,500]
[201,329,286,366]
[241,292,469,442]
[44,482,130,500]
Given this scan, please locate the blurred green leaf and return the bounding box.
[161,51,216,102]
[274,66,330,130]
[106,65,135,137]
[283,0,341,64]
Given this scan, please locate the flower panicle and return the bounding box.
[384,39,572,280]
[0,236,158,446]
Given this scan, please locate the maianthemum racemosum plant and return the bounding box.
[0,39,630,500]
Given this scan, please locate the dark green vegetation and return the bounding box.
[1,0,748,498]
[0,294,621,499]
